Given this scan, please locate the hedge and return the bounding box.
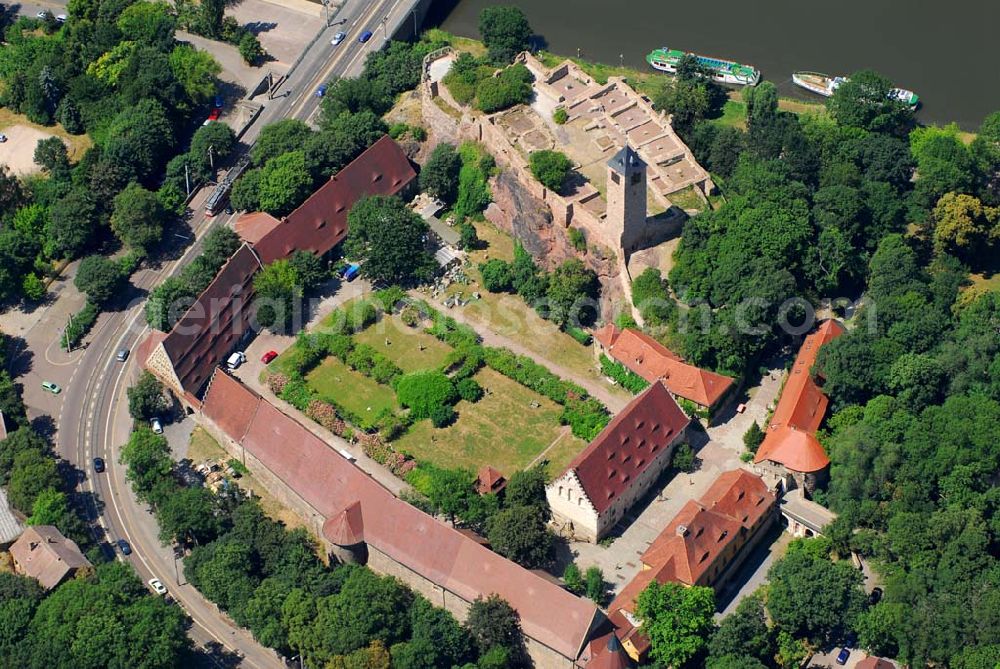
[566,326,592,346]
[599,354,649,394]
[60,301,99,350]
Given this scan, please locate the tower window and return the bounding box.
[611,172,621,185]
[631,172,642,185]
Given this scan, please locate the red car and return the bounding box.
[261,351,278,364]
[202,108,221,125]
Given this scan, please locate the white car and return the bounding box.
[150,417,163,434]
[331,32,346,46]
[0,134,7,143]
[36,10,51,19]
[148,578,168,595]
[56,14,67,22]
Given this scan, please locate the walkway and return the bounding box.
[410,290,629,413]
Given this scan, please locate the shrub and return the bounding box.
[600,354,650,394]
[560,395,611,440]
[568,226,586,252]
[456,378,484,403]
[279,376,313,411]
[388,122,409,139]
[565,326,592,346]
[266,372,290,395]
[631,267,677,326]
[443,345,485,381]
[323,333,355,361]
[743,421,765,454]
[474,64,533,113]
[376,412,406,441]
[346,344,378,375]
[563,563,584,594]
[395,370,458,420]
[372,356,403,385]
[478,259,513,293]
[529,150,572,193]
[60,301,99,350]
[671,443,697,473]
[429,403,457,428]
[553,107,568,125]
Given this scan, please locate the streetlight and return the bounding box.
[382,14,389,42]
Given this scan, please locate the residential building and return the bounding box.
[199,370,606,669]
[607,470,777,662]
[475,465,507,496]
[10,525,91,590]
[0,487,23,550]
[594,324,734,418]
[753,320,844,492]
[546,381,691,542]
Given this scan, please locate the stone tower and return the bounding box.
[606,144,647,257]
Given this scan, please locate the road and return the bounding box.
[48,0,423,665]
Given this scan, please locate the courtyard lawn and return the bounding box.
[394,368,586,476]
[306,356,399,417]
[353,318,453,372]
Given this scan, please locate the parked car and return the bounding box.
[224,205,234,215]
[342,263,360,281]
[151,418,163,434]
[315,84,327,98]
[148,578,167,595]
[117,539,132,556]
[0,134,7,143]
[36,10,51,19]
[868,587,883,605]
[56,14,67,22]
[835,648,851,665]
[93,457,105,473]
[226,351,247,370]
[331,31,346,46]
[358,30,373,43]
[41,381,61,394]
[202,108,221,125]
[116,348,129,362]
[213,94,224,109]
[261,350,278,364]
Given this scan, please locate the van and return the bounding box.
[226,351,246,370]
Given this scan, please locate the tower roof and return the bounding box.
[608,145,645,175]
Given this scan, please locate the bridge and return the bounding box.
[780,487,837,537]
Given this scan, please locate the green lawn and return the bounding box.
[353,319,452,372]
[394,368,586,477]
[306,356,399,417]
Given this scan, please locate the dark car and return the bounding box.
[93,457,105,473]
[213,94,224,109]
[117,539,132,556]
[868,587,883,605]
[835,647,851,665]
[358,30,373,43]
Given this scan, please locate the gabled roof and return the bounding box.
[475,465,506,495]
[754,426,830,473]
[855,658,896,669]
[598,326,734,408]
[201,369,262,443]
[608,470,775,641]
[754,320,844,473]
[161,244,262,395]
[234,211,281,244]
[559,381,690,514]
[251,135,416,264]
[10,525,91,590]
[201,370,603,662]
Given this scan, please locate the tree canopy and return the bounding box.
[477,6,532,64]
[344,195,436,285]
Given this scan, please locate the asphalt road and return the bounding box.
[52,0,421,665]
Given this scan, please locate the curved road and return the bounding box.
[55,0,418,664]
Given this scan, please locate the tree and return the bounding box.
[21,274,46,302]
[478,259,513,293]
[189,121,237,179]
[394,370,457,420]
[0,573,43,660]
[528,149,572,193]
[766,549,866,644]
[74,256,124,306]
[313,567,414,657]
[655,75,712,135]
[26,488,70,526]
[0,229,40,303]
[584,566,606,604]
[251,119,314,167]
[344,195,436,285]
[562,563,584,594]
[478,6,532,64]
[933,192,999,259]
[399,597,474,668]
[709,594,773,663]
[0,428,48,483]
[103,99,177,183]
[465,594,523,657]
[33,137,70,176]
[474,64,533,113]
[546,259,598,327]
[127,371,169,422]
[157,485,221,545]
[635,581,716,669]
[111,182,167,252]
[631,267,676,326]
[743,421,765,454]
[169,44,221,104]
[45,189,98,259]
[7,449,62,514]
[258,151,313,217]
[486,506,552,568]
[116,1,176,48]
[503,466,548,517]
[289,250,327,290]
[119,428,173,499]
[420,143,462,203]
[238,32,265,65]
[254,260,300,331]
[230,168,262,212]
[911,125,978,209]
[827,69,913,135]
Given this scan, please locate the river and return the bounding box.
[429,0,999,130]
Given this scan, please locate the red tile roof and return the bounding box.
[597,325,734,408]
[475,465,507,495]
[201,370,602,662]
[585,632,633,669]
[323,501,364,545]
[10,525,91,590]
[754,320,844,473]
[562,381,690,514]
[608,470,775,647]
[134,330,166,370]
[251,136,416,265]
[234,211,281,244]
[855,658,895,669]
[161,244,261,395]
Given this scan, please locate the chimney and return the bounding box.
[29,541,39,550]
[676,524,688,537]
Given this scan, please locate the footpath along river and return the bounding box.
[431,0,999,130]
